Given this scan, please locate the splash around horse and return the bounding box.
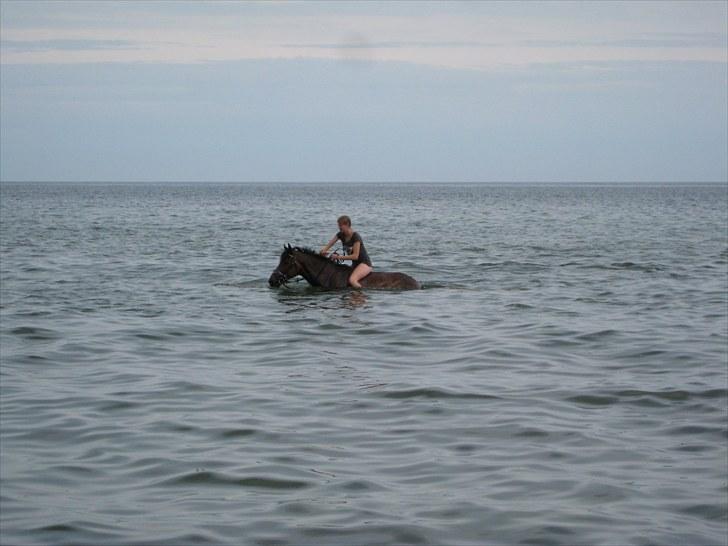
[269,245,420,290]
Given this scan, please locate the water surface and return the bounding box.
[1,183,726,545]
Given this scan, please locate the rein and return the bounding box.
[274,248,342,286]
[305,253,335,284]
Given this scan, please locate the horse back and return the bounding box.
[361,271,420,290]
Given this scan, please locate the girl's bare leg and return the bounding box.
[349,263,372,288]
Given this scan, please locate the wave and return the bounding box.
[566,388,727,408]
[377,387,500,401]
[157,471,311,490]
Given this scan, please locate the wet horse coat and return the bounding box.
[269,246,420,290]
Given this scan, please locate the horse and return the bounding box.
[269,245,420,290]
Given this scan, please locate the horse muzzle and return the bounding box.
[269,269,287,287]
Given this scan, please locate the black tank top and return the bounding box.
[337,231,372,267]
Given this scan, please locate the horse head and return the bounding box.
[269,244,303,287]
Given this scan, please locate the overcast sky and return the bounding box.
[1,0,726,182]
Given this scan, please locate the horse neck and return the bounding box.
[296,252,344,287]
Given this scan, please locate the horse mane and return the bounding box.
[284,245,351,271]
[289,246,320,257]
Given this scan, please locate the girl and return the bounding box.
[319,215,372,288]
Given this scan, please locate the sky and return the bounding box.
[1,0,726,183]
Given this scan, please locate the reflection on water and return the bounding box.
[272,284,369,311]
[342,290,368,309]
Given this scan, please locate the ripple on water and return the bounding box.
[8,325,62,340]
[376,388,501,401]
[565,388,727,409]
[157,471,312,490]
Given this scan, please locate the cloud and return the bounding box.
[281,40,488,49]
[521,33,728,50]
[1,39,145,53]
[1,1,725,68]
[283,32,727,51]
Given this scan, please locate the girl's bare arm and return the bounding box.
[319,235,338,255]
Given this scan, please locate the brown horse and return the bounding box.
[269,245,420,290]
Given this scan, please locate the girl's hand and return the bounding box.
[319,248,328,256]
[331,254,341,261]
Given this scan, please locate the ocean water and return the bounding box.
[0,182,726,546]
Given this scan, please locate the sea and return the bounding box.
[1,182,726,546]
